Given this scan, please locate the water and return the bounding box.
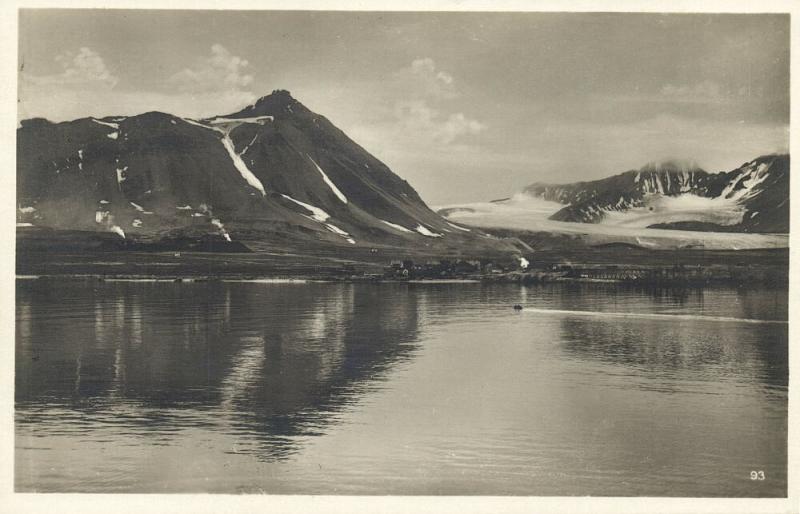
[15,279,788,496]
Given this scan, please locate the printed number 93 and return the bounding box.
[750,471,765,481]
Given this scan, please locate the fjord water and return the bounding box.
[16,279,787,496]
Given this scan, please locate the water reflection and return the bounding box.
[550,285,788,390]
[15,280,789,495]
[558,317,788,389]
[16,280,421,460]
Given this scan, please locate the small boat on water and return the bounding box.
[513,304,523,310]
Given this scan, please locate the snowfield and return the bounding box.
[602,193,745,228]
[439,193,787,250]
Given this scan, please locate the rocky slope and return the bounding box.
[17,90,514,256]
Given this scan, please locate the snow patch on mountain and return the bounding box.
[130,202,152,214]
[415,225,443,237]
[635,237,657,248]
[207,115,274,126]
[182,118,224,133]
[186,116,268,196]
[92,119,119,130]
[308,155,348,204]
[720,161,771,201]
[278,194,354,243]
[380,219,413,233]
[220,134,266,196]
[446,221,471,232]
[324,223,356,244]
[281,194,330,222]
[110,225,125,239]
[116,166,128,189]
[241,133,259,155]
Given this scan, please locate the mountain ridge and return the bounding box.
[16,90,518,257]
[522,154,789,233]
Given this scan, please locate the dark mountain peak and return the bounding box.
[263,89,295,104]
[131,111,178,122]
[747,153,789,167]
[19,117,52,129]
[639,159,704,174]
[223,89,307,119]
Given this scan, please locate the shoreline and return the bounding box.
[15,272,788,288]
[17,243,789,289]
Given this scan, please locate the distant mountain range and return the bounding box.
[17,90,515,255]
[523,154,789,233]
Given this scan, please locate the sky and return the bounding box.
[18,10,790,205]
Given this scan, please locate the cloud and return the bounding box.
[168,44,254,94]
[440,113,486,143]
[19,84,257,122]
[394,57,458,100]
[19,44,258,121]
[381,58,485,146]
[513,113,789,186]
[290,57,489,202]
[393,100,485,145]
[410,57,454,87]
[28,47,118,87]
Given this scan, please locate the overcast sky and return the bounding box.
[18,10,789,204]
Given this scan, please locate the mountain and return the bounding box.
[523,155,789,233]
[17,90,514,256]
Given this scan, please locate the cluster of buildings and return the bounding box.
[383,258,527,279]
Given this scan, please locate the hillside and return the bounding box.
[16,90,518,258]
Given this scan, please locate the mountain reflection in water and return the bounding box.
[15,280,788,495]
[17,281,421,461]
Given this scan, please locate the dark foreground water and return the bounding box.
[15,279,788,496]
